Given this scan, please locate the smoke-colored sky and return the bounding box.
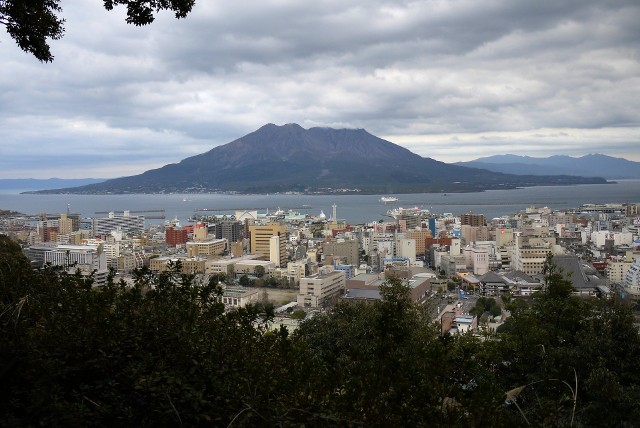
[1,0,639,178]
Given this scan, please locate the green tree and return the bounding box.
[4,235,640,426]
[238,274,250,286]
[1,0,195,62]
[253,264,265,278]
[290,309,306,320]
[493,257,640,426]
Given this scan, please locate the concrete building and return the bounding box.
[510,235,557,276]
[406,229,432,256]
[624,258,640,290]
[116,252,145,273]
[150,256,206,274]
[287,261,307,284]
[249,223,286,267]
[58,213,74,235]
[396,238,417,261]
[234,259,275,277]
[460,225,489,244]
[297,267,346,308]
[606,260,633,284]
[322,238,359,266]
[221,286,260,308]
[496,227,514,248]
[270,235,282,267]
[39,244,109,286]
[186,238,227,258]
[461,212,486,227]
[193,223,208,241]
[215,219,243,243]
[23,244,58,268]
[591,231,633,248]
[463,246,490,275]
[93,211,144,237]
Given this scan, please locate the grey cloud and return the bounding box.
[1,0,639,178]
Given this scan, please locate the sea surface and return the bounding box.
[1,180,639,225]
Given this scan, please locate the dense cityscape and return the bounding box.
[4,194,640,426]
[3,199,640,329]
[3,0,640,424]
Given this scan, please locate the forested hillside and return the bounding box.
[2,235,639,426]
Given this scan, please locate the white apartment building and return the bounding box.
[93,211,144,237]
[42,244,109,286]
[297,267,346,308]
[591,231,633,248]
[463,246,490,276]
[624,259,640,291]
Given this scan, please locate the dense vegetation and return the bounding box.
[2,235,640,426]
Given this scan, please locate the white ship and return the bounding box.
[380,196,398,203]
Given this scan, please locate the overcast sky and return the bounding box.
[1,0,639,178]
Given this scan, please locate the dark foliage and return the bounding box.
[2,235,640,426]
[1,0,194,61]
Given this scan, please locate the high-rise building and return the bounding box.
[193,222,208,241]
[270,235,281,267]
[166,226,188,247]
[322,239,359,266]
[461,212,486,227]
[58,213,74,235]
[93,211,144,237]
[406,229,433,256]
[249,223,286,267]
[215,219,243,243]
[624,259,640,290]
[396,238,416,261]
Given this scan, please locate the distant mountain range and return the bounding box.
[27,124,608,195]
[454,154,640,179]
[0,178,105,192]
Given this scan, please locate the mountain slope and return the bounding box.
[455,154,640,179]
[30,124,608,194]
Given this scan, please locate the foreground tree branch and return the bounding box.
[0,0,195,61]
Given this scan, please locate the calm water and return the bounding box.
[1,180,639,225]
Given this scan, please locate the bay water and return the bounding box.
[1,180,638,225]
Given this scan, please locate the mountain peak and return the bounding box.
[30,124,609,194]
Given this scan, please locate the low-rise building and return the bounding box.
[221,286,260,308]
[150,256,207,274]
[186,238,227,258]
[297,267,346,308]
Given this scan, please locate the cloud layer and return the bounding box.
[1,0,639,178]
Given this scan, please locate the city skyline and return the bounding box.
[2,0,639,178]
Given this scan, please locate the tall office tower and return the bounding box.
[215,219,243,243]
[249,222,287,267]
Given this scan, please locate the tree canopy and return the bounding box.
[2,234,640,426]
[0,0,195,61]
